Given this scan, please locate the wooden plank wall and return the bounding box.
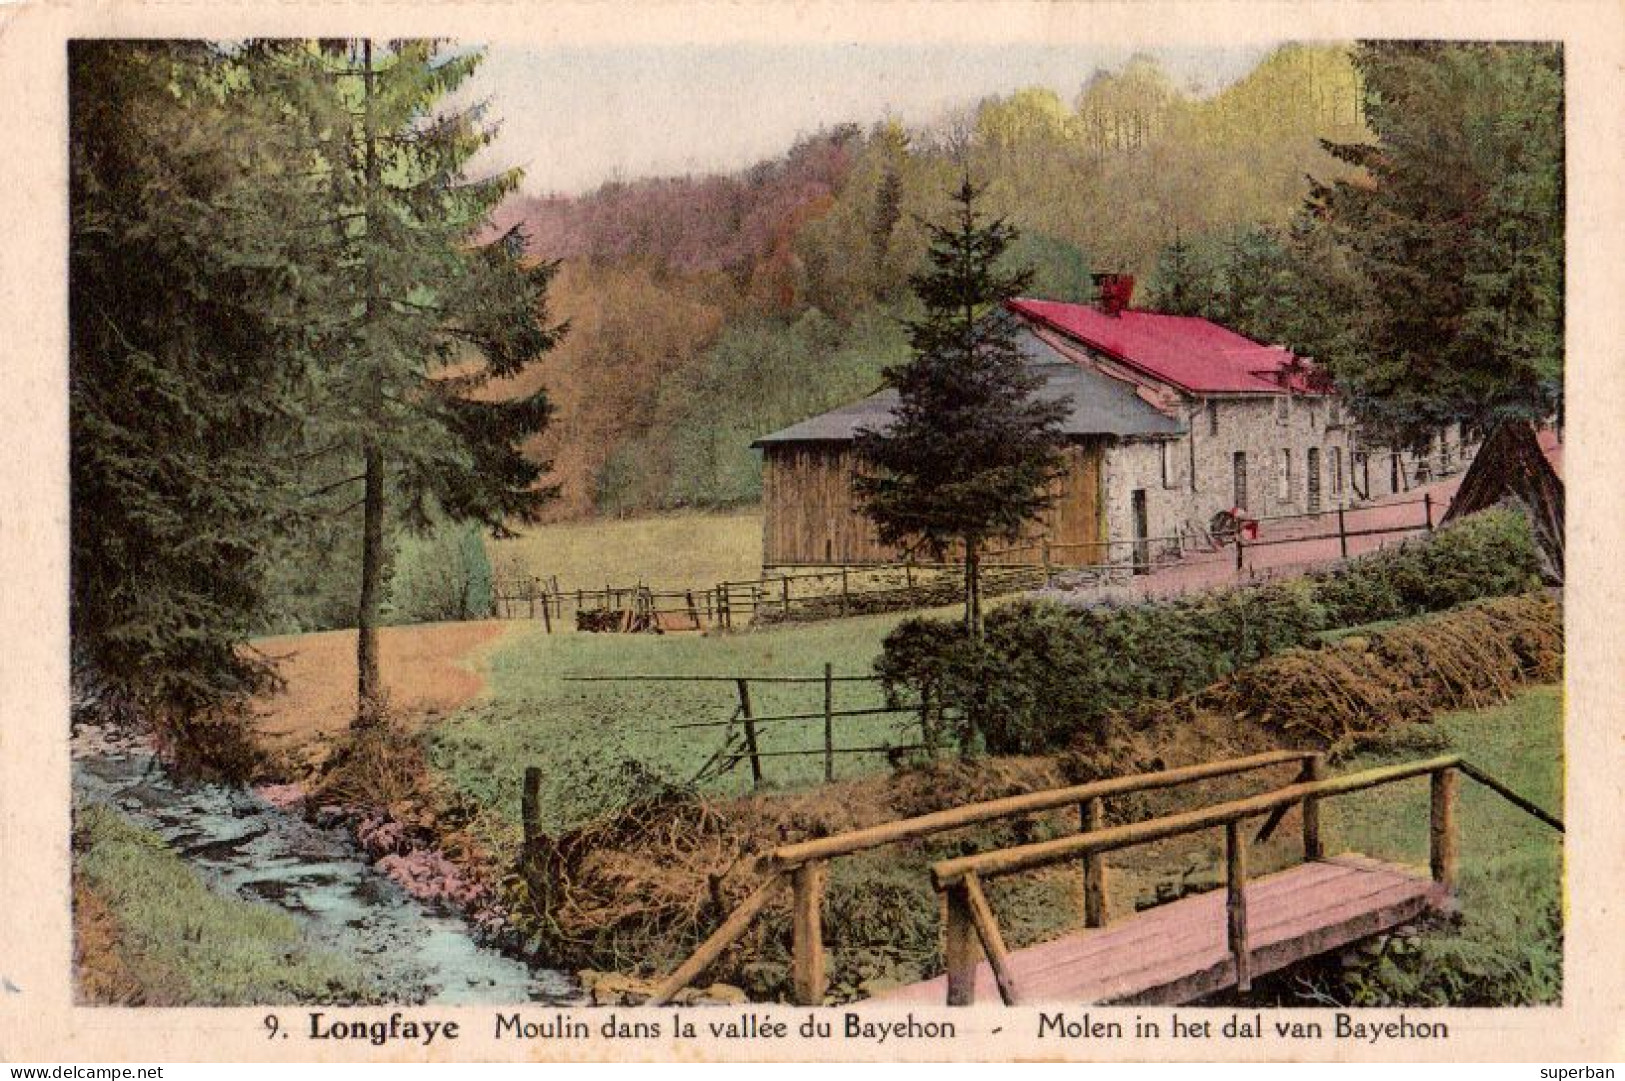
[762,439,1105,566]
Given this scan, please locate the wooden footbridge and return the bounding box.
[646,750,1562,1007]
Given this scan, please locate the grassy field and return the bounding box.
[486,508,764,593]
[425,612,929,832]
[73,805,375,1005]
[1309,683,1564,1004]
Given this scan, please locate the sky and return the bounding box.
[465,42,1277,196]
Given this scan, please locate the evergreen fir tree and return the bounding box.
[1150,227,1211,315]
[69,41,313,745]
[255,40,564,723]
[1298,42,1563,447]
[854,178,1066,636]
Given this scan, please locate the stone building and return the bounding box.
[753,282,1471,570]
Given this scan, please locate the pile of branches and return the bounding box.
[517,783,771,975]
[1116,592,1561,746]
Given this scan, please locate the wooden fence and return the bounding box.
[492,496,1445,632]
[561,667,936,787]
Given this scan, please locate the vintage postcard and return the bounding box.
[1,0,1621,1065]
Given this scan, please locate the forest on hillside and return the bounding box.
[490,44,1371,520]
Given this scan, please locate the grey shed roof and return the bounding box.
[752,329,1184,447]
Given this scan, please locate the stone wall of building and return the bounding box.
[1099,401,1477,560]
[1102,393,1367,559]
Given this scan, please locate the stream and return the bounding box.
[73,735,579,1006]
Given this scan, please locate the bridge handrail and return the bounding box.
[932,755,1461,889]
[770,749,1318,870]
[647,750,1319,1006]
[927,754,1562,1006]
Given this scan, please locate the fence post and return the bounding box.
[1337,506,1349,559]
[1042,540,1053,587]
[1081,796,1107,928]
[822,662,835,783]
[520,766,543,891]
[840,567,850,615]
[1302,754,1325,860]
[540,590,552,634]
[1430,767,1458,889]
[736,678,762,788]
[791,859,828,1006]
[1226,820,1252,992]
[1234,534,1245,573]
[781,576,791,617]
[686,590,700,629]
[905,562,916,605]
[1424,492,1435,532]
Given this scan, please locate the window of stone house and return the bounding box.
[1279,448,1293,500]
[1207,400,1218,436]
[1328,400,1343,428]
[1332,446,1344,494]
[1160,440,1178,489]
[1275,395,1290,424]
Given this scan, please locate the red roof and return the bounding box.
[1007,297,1320,395]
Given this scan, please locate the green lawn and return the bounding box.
[74,805,376,1005]
[1306,684,1564,1004]
[486,509,764,593]
[427,611,929,833]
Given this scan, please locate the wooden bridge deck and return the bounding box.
[875,855,1450,1005]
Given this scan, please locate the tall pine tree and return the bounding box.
[854,179,1066,635]
[255,41,564,723]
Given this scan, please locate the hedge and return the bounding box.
[876,507,1543,755]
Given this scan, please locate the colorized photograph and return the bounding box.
[67,35,1564,1013]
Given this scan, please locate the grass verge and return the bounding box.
[73,804,377,1005]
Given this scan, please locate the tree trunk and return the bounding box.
[355,440,385,724]
[354,38,386,727]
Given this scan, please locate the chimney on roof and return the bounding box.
[1091,272,1135,317]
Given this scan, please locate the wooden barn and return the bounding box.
[752,327,1182,568]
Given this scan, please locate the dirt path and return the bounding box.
[248,621,510,769]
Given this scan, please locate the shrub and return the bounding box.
[387,520,494,624]
[1308,507,1540,626]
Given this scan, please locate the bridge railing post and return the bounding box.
[1080,796,1108,928]
[1302,754,1325,861]
[1430,766,1459,890]
[791,859,828,1005]
[944,881,980,1006]
[1226,820,1252,992]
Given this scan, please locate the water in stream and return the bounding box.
[73,739,579,1006]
